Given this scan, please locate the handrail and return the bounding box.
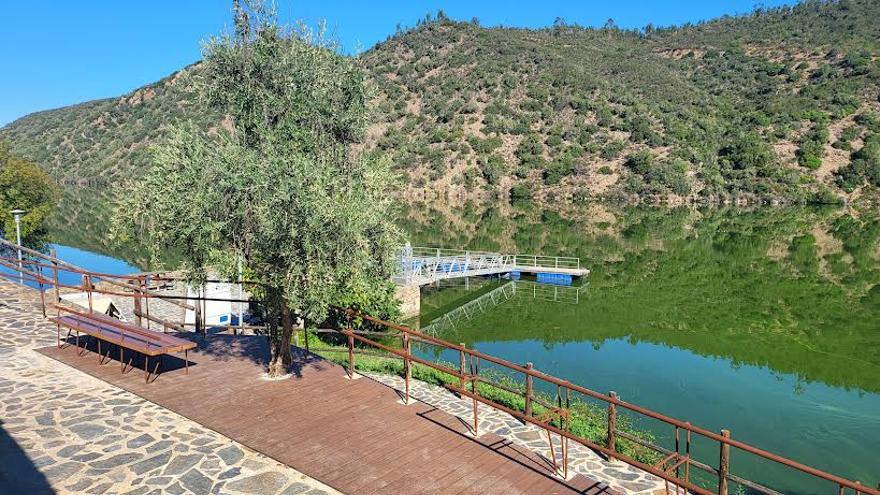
[404,246,585,275]
[0,256,254,305]
[0,240,192,310]
[0,243,256,335]
[341,309,879,495]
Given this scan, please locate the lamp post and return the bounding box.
[10,209,25,285]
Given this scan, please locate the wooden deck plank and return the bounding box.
[36,333,620,495]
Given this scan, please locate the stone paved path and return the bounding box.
[0,279,340,495]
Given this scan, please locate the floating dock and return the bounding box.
[395,246,589,286]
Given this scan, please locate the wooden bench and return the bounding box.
[50,306,196,383]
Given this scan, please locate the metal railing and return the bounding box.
[0,238,259,335]
[397,246,515,285]
[512,253,581,271]
[323,310,879,495]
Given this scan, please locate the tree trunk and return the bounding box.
[267,300,294,377]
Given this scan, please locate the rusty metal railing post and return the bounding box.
[200,285,208,334]
[403,333,411,404]
[84,275,94,314]
[33,260,47,317]
[471,356,480,437]
[51,250,61,348]
[563,386,571,479]
[347,331,355,378]
[194,293,202,334]
[459,342,466,394]
[719,429,731,495]
[607,391,618,452]
[675,425,681,478]
[50,249,60,304]
[304,322,310,352]
[132,278,143,327]
[144,277,152,330]
[685,422,692,483]
[525,362,534,417]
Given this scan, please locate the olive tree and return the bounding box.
[114,1,400,377]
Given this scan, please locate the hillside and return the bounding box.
[2,0,880,203]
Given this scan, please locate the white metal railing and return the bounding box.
[396,246,584,285]
[397,246,515,285]
[512,254,581,271]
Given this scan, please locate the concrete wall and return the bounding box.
[394,283,420,319]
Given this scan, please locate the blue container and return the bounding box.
[536,272,572,286]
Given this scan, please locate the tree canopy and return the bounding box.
[0,141,59,245]
[113,1,400,376]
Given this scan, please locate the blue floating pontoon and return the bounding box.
[536,272,573,286]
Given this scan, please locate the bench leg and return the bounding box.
[97,340,108,365]
[100,342,114,366]
[76,333,90,357]
[185,349,188,375]
[122,351,134,374]
[144,355,162,384]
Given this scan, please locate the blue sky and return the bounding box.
[0,0,797,127]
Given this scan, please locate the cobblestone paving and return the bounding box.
[363,372,676,495]
[0,280,340,495]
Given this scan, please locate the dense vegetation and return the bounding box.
[2,0,880,203]
[0,141,59,245]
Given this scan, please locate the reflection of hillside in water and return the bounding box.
[47,187,176,270]
[402,201,880,393]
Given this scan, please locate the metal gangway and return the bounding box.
[396,245,589,286]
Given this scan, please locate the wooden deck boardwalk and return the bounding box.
[37,334,619,495]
